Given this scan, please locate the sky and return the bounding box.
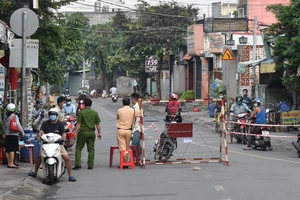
[59,0,238,17]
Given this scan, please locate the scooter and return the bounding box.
[153,110,182,160]
[40,133,65,185]
[291,133,300,158]
[32,107,45,132]
[231,112,249,144]
[64,115,76,150]
[250,126,272,151]
[111,94,118,103]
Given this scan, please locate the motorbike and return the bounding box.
[291,133,300,158]
[111,94,118,103]
[153,110,182,160]
[250,126,272,151]
[64,115,76,150]
[40,133,66,185]
[231,112,249,144]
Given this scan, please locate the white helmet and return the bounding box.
[6,103,16,112]
[48,108,58,116]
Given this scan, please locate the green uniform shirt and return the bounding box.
[77,107,101,132]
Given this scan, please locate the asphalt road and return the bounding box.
[41,98,300,200]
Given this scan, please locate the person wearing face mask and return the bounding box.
[213,91,226,122]
[28,108,76,182]
[242,89,252,108]
[63,97,76,116]
[229,96,251,143]
[244,98,267,150]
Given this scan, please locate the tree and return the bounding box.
[267,0,300,94]
[129,1,198,99]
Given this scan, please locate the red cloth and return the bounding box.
[0,55,19,90]
[167,100,181,114]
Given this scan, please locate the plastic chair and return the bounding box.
[119,149,135,170]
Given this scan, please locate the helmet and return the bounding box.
[170,93,178,100]
[236,96,243,104]
[48,108,58,116]
[254,98,262,104]
[6,103,16,112]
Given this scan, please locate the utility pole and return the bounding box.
[82,58,85,89]
[251,16,258,99]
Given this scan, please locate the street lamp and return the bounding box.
[239,36,248,45]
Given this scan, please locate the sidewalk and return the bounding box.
[144,105,299,152]
[0,162,49,200]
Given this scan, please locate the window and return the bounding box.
[238,8,244,18]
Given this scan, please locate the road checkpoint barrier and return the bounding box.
[226,120,300,139]
[138,98,229,168]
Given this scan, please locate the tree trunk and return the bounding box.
[155,56,163,100]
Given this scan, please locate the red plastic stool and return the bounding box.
[109,145,139,167]
[119,149,135,170]
[0,147,5,163]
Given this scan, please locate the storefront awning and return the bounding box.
[183,54,192,60]
[237,59,265,73]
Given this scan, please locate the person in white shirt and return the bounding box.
[110,87,117,96]
[131,93,141,156]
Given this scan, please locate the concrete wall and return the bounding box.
[116,76,134,97]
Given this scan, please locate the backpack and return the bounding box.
[10,115,19,132]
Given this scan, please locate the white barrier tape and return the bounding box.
[226,120,300,127]
[102,123,160,135]
[231,131,300,139]
[143,99,206,103]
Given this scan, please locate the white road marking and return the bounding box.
[214,185,225,191]
[99,105,115,118]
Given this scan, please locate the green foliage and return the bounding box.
[180,90,195,100]
[267,0,300,94]
[211,83,227,98]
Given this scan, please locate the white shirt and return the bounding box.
[132,103,141,132]
[110,87,117,94]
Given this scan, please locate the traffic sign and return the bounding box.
[221,48,235,60]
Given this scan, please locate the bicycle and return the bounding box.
[215,111,221,133]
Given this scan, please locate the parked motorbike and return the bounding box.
[231,112,249,144]
[250,126,272,151]
[40,133,66,185]
[111,94,118,103]
[64,115,76,150]
[153,110,182,160]
[291,133,300,158]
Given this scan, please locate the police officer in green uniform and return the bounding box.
[73,98,101,170]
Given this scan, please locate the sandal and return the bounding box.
[68,176,76,182]
[243,147,251,150]
[28,171,37,178]
[7,165,19,169]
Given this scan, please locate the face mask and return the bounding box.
[66,102,71,106]
[49,115,57,121]
[219,96,223,98]
[254,103,257,107]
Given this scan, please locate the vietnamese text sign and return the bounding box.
[281,111,300,124]
[145,55,158,73]
[9,39,39,68]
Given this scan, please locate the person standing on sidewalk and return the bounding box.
[73,98,101,170]
[116,97,135,168]
[5,103,25,168]
[131,93,142,157]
